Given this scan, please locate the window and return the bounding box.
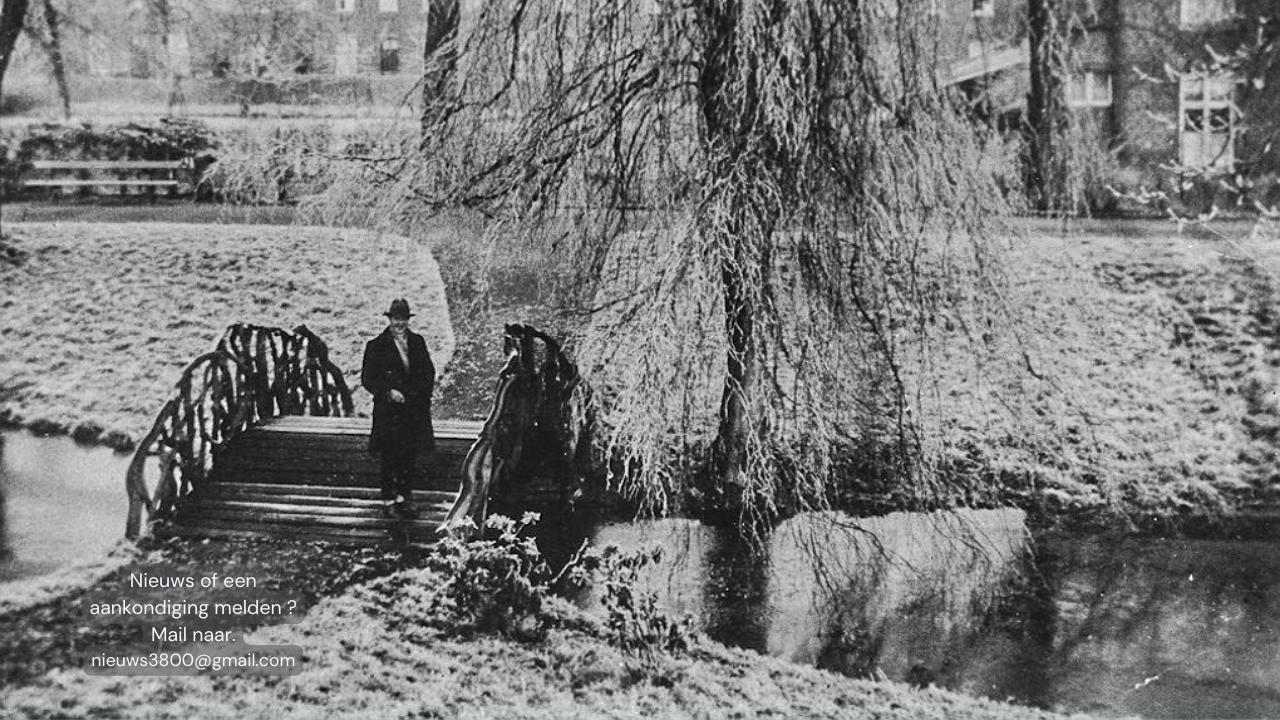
[336,0,355,12]
[335,34,359,75]
[166,31,191,77]
[972,0,994,18]
[379,0,398,11]
[1180,0,1233,26]
[379,38,401,73]
[1179,74,1236,170]
[1067,71,1113,107]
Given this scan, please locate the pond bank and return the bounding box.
[0,531,1063,720]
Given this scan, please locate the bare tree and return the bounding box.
[23,0,71,119]
[0,0,30,110]
[304,0,1015,529]
[1024,0,1069,212]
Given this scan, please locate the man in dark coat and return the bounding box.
[362,298,436,519]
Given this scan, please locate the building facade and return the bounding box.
[941,0,1279,180]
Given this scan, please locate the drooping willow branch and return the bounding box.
[289,0,1028,529]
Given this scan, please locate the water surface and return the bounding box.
[579,510,1280,719]
[0,430,130,583]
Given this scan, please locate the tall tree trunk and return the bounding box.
[0,0,31,109]
[1025,0,1066,212]
[696,0,785,501]
[717,243,757,492]
[421,0,459,135]
[40,0,68,119]
[1106,0,1128,161]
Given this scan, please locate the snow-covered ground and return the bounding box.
[1,222,454,443]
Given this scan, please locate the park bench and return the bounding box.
[21,158,194,199]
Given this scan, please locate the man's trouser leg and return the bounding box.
[393,444,418,501]
[379,447,401,503]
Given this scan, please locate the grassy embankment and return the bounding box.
[985,219,1280,529]
[0,220,455,444]
[0,534,1059,720]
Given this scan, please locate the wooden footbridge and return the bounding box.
[125,323,587,544]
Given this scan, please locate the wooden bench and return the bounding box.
[22,158,194,199]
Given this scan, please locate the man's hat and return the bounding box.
[383,298,414,318]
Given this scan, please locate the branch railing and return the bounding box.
[440,324,590,533]
[125,324,354,538]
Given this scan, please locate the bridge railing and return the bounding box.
[125,323,354,538]
[440,324,590,533]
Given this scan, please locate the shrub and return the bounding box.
[0,119,220,199]
[198,125,336,204]
[0,89,43,117]
[357,513,693,656]
[425,512,560,639]
[3,118,218,162]
[575,544,695,657]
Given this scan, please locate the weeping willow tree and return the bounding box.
[304,0,1017,528]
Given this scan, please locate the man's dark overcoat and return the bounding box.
[361,328,436,455]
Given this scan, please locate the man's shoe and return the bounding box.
[396,501,420,520]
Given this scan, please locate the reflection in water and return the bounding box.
[1006,535,1280,719]
[583,512,1280,719]
[768,510,1026,680]
[589,509,1027,682]
[0,430,130,583]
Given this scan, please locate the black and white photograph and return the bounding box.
[1,0,1278,717]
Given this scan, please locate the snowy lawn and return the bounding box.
[0,222,454,447]
[0,549,1063,720]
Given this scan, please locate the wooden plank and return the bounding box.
[190,498,455,518]
[215,452,464,476]
[251,416,484,438]
[211,469,460,492]
[22,179,181,187]
[224,427,476,450]
[216,449,465,474]
[30,159,187,170]
[159,520,428,545]
[201,484,457,505]
[187,506,448,529]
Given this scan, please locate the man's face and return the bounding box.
[389,315,410,333]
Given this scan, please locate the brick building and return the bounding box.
[941,0,1280,179]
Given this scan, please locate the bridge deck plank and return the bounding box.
[172,415,480,543]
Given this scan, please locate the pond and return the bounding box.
[0,430,130,583]
[574,511,1280,719]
